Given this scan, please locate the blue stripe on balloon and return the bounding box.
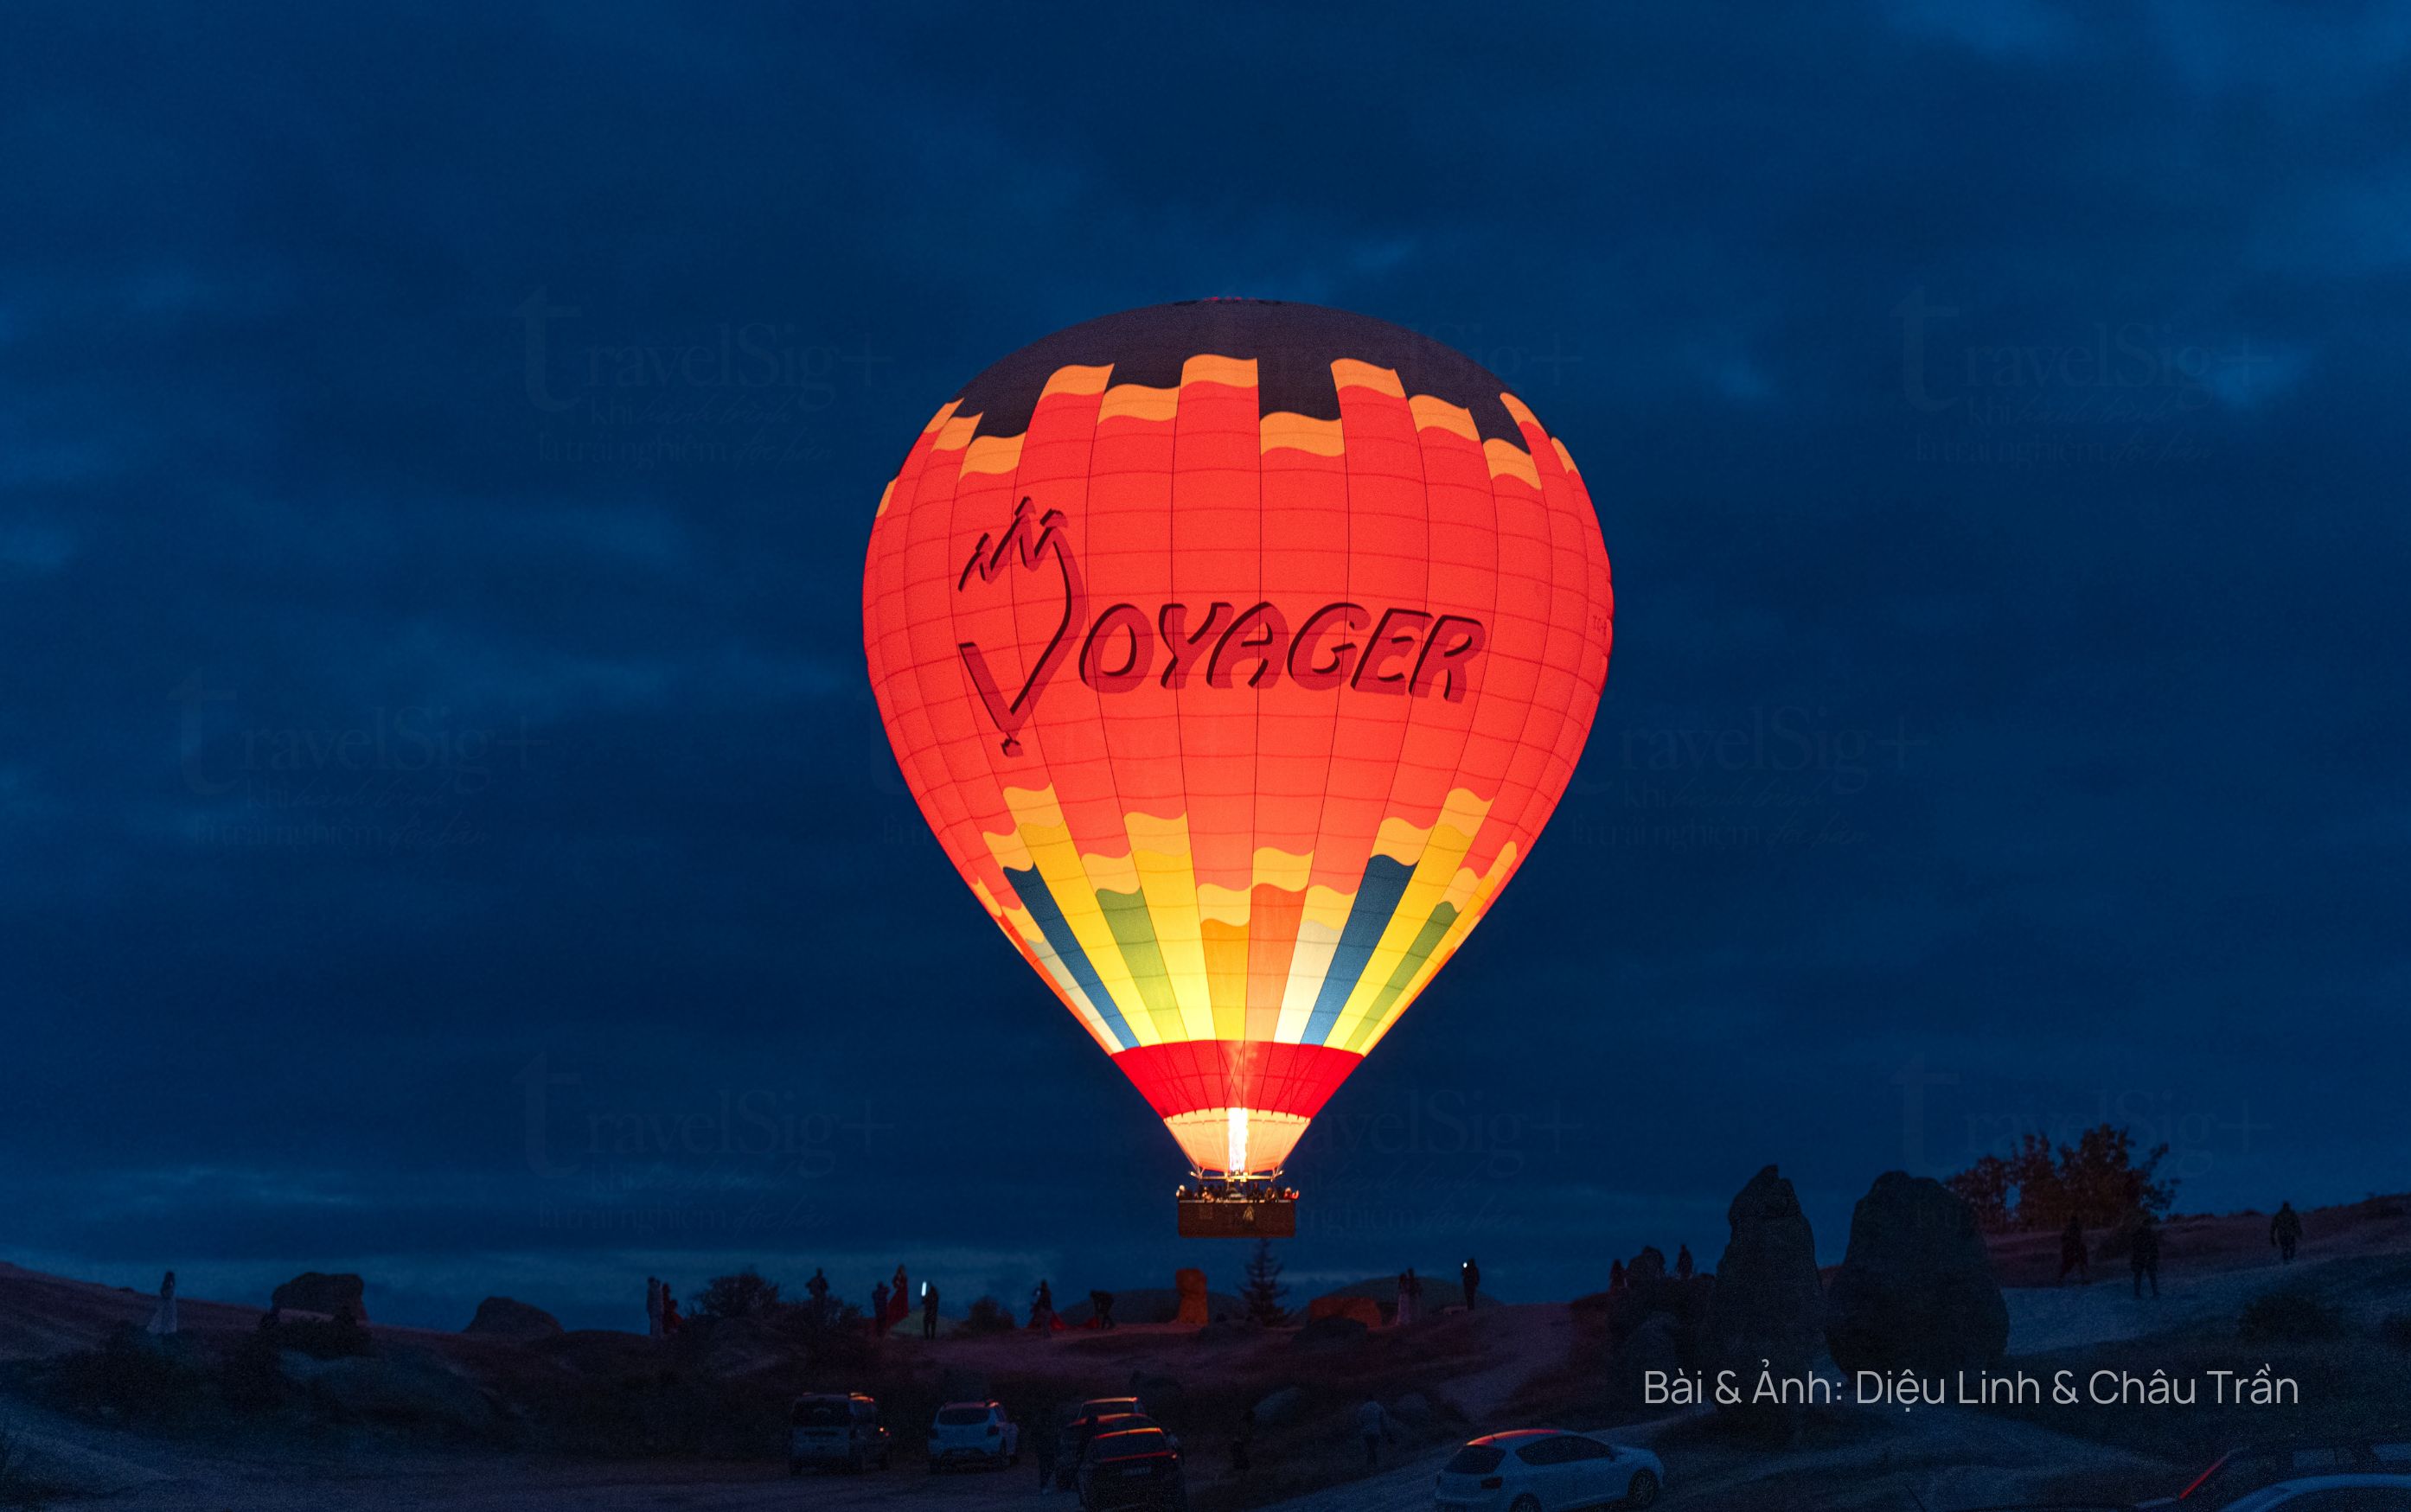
[1003,865,1137,1050]
[1300,853,1417,1045]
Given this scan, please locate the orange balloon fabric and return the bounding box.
[862,300,1613,1177]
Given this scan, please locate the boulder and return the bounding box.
[1826,1171,2010,1378]
[1305,1293,1385,1328]
[1699,1165,1826,1418]
[1174,1267,1211,1328]
[1290,1314,1370,1351]
[272,1272,368,1323]
[697,1313,790,1378]
[1251,1385,1303,1424]
[281,1347,491,1432]
[1607,1313,1682,1409]
[462,1296,562,1342]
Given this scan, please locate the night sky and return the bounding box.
[7,3,2405,1331]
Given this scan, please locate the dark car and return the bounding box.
[1078,1426,1185,1512]
[1054,1402,1157,1487]
[789,1393,892,1474]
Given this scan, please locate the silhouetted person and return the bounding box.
[891,1265,910,1328]
[1090,1289,1116,1329]
[873,1280,891,1337]
[2271,1202,2302,1263]
[1034,1405,1061,1489]
[660,1290,682,1337]
[1357,1398,1395,1467]
[144,1271,177,1337]
[1461,1257,1481,1311]
[646,1276,662,1338]
[2130,1215,2161,1298]
[1395,1269,1414,1326]
[2060,1216,2090,1285]
[923,1283,941,1339]
[806,1267,830,1321]
[1675,1245,1695,1281]
[1031,1279,1054,1330]
[1608,1258,1626,1292]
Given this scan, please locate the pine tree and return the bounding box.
[1242,1238,1288,1326]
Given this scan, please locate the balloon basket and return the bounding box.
[1175,1181,1298,1238]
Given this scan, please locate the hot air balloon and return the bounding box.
[861,300,1612,1235]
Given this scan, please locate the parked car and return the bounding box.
[1078,1426,1186,1512]
[928,1400,1020,1471]
[2217,1477,2411,1511]
[1056,1405,1162,1487]
[2146,1443,2411,1507]
[789,1393,892,1474]
[1435,1430,1664,1512]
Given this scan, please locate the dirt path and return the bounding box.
[1430,1303,1576,1424]
[2004,1251,2368,1354]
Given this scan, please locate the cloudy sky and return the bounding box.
[5,1,2405,1329]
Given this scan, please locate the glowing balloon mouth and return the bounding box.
[1163,1107,1310,1178]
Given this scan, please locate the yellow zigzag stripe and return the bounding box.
[1354,841,1518,1056]
[1328,789,1493,1049]
[980,788,1512,1052]
[1124,812,1218,1043]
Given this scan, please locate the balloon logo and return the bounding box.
[863,300,1612,1214]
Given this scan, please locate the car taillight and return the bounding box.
[1480,1477,1503,1490]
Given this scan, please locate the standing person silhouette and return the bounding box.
[1461,1257,1482,1311]
[805,1267,830,1322]
[922,1283,941,1339]
[2059,1216,2090,1285]
[1033,1402,1061,1490]
[2130,1215,2162,1298]
[872,1280,891,1337]
[2271,1202,2303,1263]
[146,1272,178,1336]
[645,1276,662,1338]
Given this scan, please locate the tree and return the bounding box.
[1946,1124,2177,1234]
[1241,1239,1288,1326]
[694,1266,783,1321]
[1946,1153,2015,1234]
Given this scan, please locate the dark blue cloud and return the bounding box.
[3,0,2403,1328]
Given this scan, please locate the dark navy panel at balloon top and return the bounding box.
[949,299,1527,445]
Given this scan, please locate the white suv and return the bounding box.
[928,1400,1020,1471]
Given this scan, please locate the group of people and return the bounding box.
[1605,1244,1695,1292]
[2054,1201,2308,1299]
[1385,1258,1486,1323]
[869,1263,940,1338]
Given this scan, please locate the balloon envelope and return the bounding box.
[862,300,1612,1177]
